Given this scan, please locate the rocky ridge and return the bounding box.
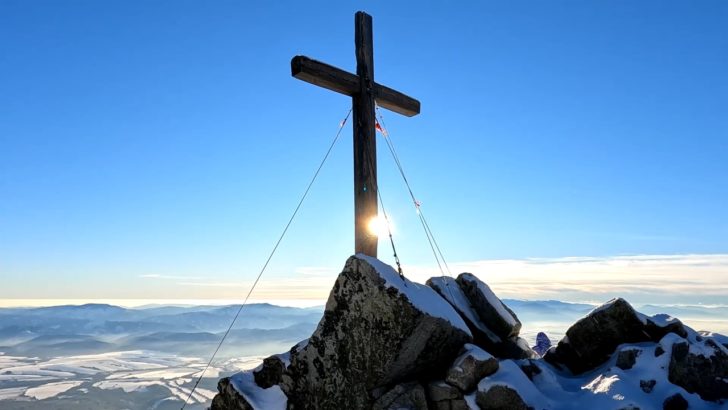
[211,255,728,409]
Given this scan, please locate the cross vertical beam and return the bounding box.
[290,11,420,258]
[353,12,377,257]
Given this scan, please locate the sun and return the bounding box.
[367,215,393,237]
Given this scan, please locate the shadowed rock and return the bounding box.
[545,298,672,374]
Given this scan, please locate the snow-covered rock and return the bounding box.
[427,276,502,348]
[280,255,471,409]
[544,298,686,374]
[445,344,499,392]
[428,276,534,360]
[212,371,286,410]
[456,273,522,339]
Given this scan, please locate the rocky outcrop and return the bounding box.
[282,255,470,409]
[668,338,728,401]
[211,255,728,410]
[544,298,687,374]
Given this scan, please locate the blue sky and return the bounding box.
[1,1,727,305]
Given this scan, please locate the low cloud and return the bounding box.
[139,274,203,280]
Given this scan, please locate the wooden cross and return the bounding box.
[290,11,420,258]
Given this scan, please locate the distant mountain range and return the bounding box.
[0,303,323,359]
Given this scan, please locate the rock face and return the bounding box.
[280,255,471,409]
[668,338,728,401]
[544,298,686,374]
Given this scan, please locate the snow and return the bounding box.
[229,370,287,410]
[648,313,680,327]
[0,387,26,401]
[523,339,725,410]
[428,277,501,343]
[463,392,478,409]
[356,255,471,335]
[24,381,83,400]
[582,374,620,394]
[461,343,493,362]
[460,273,518,327]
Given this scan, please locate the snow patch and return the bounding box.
[477,360,548,407]
[24,381,83,400]
[229,370,287,410]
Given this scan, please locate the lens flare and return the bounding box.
[367,215,392,237]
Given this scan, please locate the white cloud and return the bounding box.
[139,274,203,280]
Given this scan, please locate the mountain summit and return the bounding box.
[211,255,728,409]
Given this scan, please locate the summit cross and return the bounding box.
[290,11,421,258]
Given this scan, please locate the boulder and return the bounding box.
[372,382,428,410]
[426,381,468,410]
[532,332,552,357]
[445,344,499,392]
[476,385,532,410]
[280,255,472,409]
[668,338,728,401]
[615,348,641,370]
[544,298,656,374]
[456,273,522,339]
[427,276,503,349]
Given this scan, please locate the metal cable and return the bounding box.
[181,109,352,409]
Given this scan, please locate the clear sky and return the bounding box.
[1,1,727,306]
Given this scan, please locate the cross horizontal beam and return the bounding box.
[291,55,421,117]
